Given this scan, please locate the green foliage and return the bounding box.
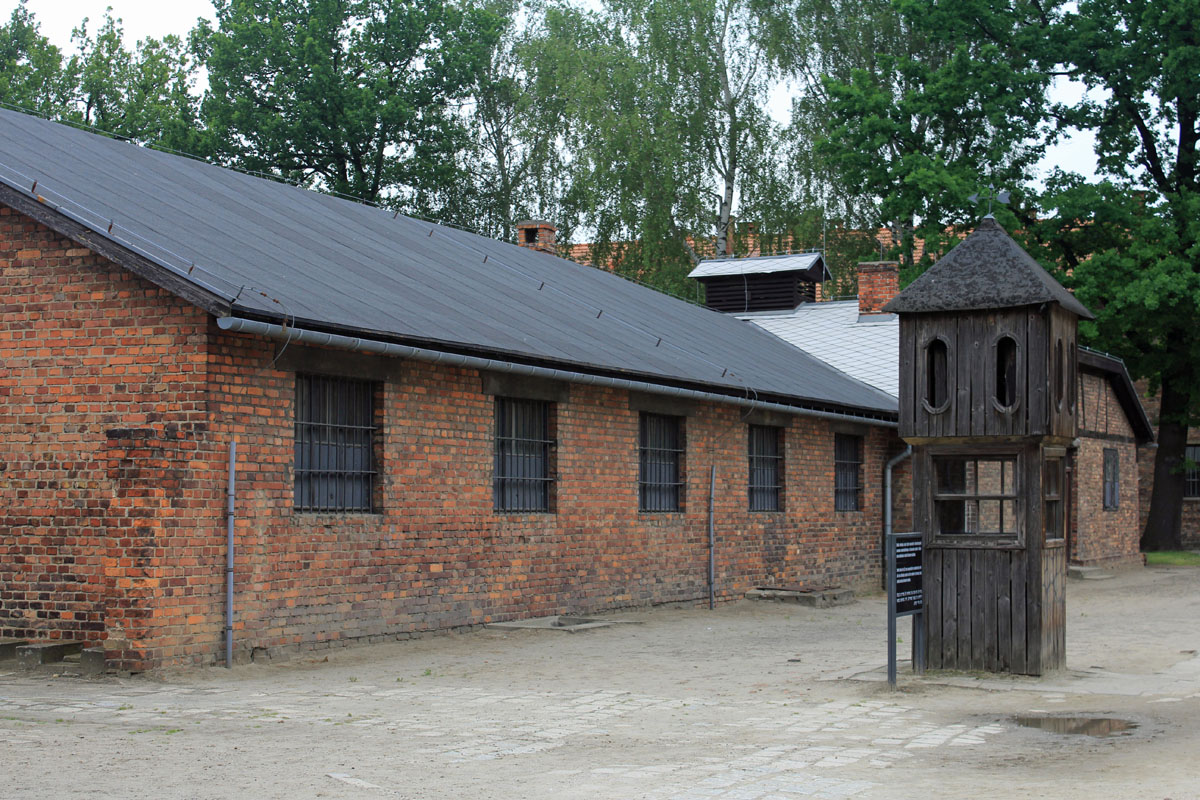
[68,14,210,154]
[197,0,500,211]
[540,0,791,291]
[1144,551,1200,567]
[793,0,1049,269]
[464,0,569,241]
[0,1,73,115]
[0,3,208,154]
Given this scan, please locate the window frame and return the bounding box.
[1102,448,1119,511]
[748,424,784,512]
[931,453,1021,542]
[493,397,555,513]
[833,433,863,512]
[293,373,379,514]
[639,412,685,512]
[1185,445,1200,499]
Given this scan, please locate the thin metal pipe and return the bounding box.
[884,445,912,539]
[225,439,237,668]
[708,465,717,610]
[216,317,897,428]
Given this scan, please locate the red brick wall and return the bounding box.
[208,328,898,661]
[0,206,217,670]
[856,262,900,315]
[3,202,902,669]
[1072,371,1141,566]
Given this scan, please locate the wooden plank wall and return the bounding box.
[903,309,1058,441]
[1040,545,1067,671]
[924,545,1053,675]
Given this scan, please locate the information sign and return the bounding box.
[891,533,924,616]
[887,532,925,687]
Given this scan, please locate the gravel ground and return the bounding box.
[2,565,1198,799]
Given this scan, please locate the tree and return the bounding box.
[196,0,500,212]
[541,0,790,293]
[463,0,569,241]
[906,0,1199,550]
[0,1,74,116]
[789,0,1049,275]
[67,13,210,154]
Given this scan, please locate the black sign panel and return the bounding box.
[890,532,924,616]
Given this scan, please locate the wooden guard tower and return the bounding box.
[884,217,1094,675]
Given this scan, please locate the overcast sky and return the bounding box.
[4,0,1098,186]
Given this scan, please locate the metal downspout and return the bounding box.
[225,439,237,668]
[215,317,898,429]
[708,466,717,610]
[885,446,912,539]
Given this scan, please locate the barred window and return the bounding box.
[748,425,783,511]
[639,413,684,512]
[494,398,554,512]
[294,374,377,513]
[834,434,862,512]
[1103,449,1119,510]
[1186,445,1200,499]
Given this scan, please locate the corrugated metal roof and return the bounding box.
[0,109,896,416]
[742,302,900,397]
[884,217,1094,318]
[689,252,826,279]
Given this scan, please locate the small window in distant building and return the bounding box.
[494,397,554,512]
[294,374,378,513]
[1185,445,1200,499]
[639,413,684,512]
[748,425,783,512]
[996,336,1018,408]
[925,339,948,409]
[834,434,862,512]
[1103,449,1120,510]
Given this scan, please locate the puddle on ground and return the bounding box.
[1013,716,1137,737]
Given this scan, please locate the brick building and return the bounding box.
[690,252,1153,570]
[0,110,905,671]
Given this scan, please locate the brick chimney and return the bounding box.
[515,220,557,254]
[857,261,900,315]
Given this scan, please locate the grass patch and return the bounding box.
[1145,551,1200,566]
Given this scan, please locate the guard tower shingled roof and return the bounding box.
[882,217,1094,319]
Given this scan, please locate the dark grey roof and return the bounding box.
[883,217,1094,319]
[0,109,896,416]
[1078,347,1154,443]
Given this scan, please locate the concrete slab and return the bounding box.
[79,648,107,676]
[746,587,856,607]
[0,637,29,660]
[1069,565,1115,581]
[486,615,641,633]
[16,641,84,670]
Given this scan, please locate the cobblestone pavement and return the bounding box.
[2,567,1199,799]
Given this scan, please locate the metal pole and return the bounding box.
[887,533,897,689]
[225,439,237,668]
[708,465,716,610]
